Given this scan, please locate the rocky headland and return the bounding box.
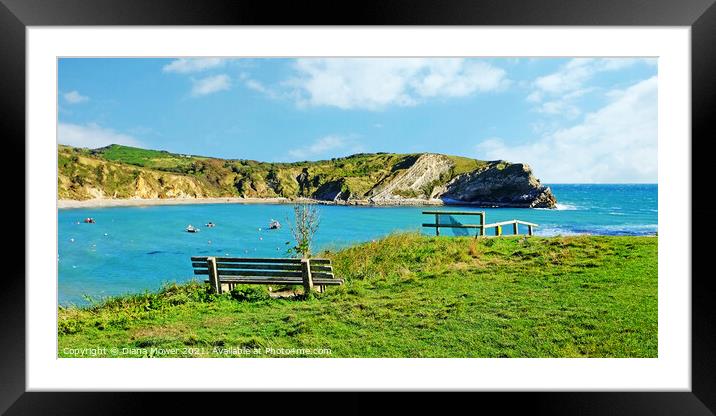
[58,145,556,208]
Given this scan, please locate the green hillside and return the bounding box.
[58,144,493,201]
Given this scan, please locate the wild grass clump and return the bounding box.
[58,280,219,335]
[325,232,490,283]
[84,280,217,313]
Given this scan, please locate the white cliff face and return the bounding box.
[366,154,454,200]
[439,162,556,208]
[364,156,556,208]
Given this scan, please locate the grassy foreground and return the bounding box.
[58,234,657,358]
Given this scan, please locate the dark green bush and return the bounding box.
[58,318,81,335]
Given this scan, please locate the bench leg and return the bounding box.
[301,259,314,295]
[207,257,221,294]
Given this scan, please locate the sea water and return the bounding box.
[57,184,657,305]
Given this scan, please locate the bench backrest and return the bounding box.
[191,257,333,277]
[190,257,335,293]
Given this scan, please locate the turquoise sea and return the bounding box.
[58,184,657,305]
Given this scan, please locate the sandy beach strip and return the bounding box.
[57,197,448,209]
[57,197,293,209]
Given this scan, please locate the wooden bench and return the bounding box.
[190,256,344,294]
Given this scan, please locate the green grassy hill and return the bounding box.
[58,144,485,200]
[58,144,556,207]
[58,233,657,358]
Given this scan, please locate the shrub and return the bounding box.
[287,204,320,258]
[58,317,81,335]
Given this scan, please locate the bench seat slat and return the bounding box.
[191,257,330,264]
[309,265,333,272]
[191,257,300,263]
[218,270,304,278]
[192,262,303,271]
[309,278,343,285]
[195,269,303,278]
[205,278,344,285]
[194,270,333,278]
[311,272,335,279]
[218,263,302,271]
[193,265,331,273]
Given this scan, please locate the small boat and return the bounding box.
[205,222,216,228]
[268,219,281,230]
[185,224,200,233]
[83,218,96,224]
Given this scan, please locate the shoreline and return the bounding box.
[57,197,449,209]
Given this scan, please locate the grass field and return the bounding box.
[58,233,657,358]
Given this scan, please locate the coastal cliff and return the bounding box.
[58,144,556,208]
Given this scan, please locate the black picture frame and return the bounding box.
[2,0,713,414]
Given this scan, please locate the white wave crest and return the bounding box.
[555,203,579,211]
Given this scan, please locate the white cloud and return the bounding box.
[162,58,226,74]
[191,74,231,96]
[533,59,646,97]
[275,58,508,110]
[476,76,657,183]
[242,76,283,100]
[527,58,655,119]
[533,59,596,95]
[63,90,89,104]
[410,60,509,97]
[164,59,231,96]
[245,78,267,93]
[534,88,594,118]
[535,100,579,119]
[287,135,364,160]
[58,122,143,149]
[526,91,542,103]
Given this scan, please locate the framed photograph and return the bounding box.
[4,0,715,414]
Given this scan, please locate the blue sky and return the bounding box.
[58,57,657,183]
